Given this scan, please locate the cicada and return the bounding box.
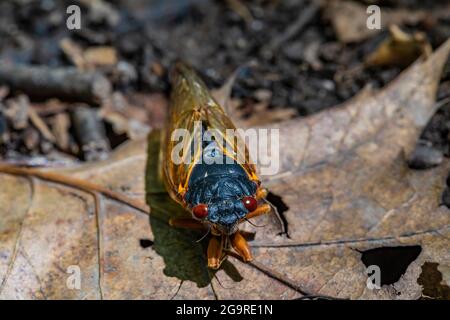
[162,62,271,269]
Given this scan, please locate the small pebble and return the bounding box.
[116,61,137,85]
[254,89,272,102]
[250,20,264,32]
[321,79,335,92]
[282,41,304,62]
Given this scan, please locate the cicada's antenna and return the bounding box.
[243,217,266,228]
[196,226,211,242]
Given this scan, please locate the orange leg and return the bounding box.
[169,217,206,230]
[245,203,271,220]
[207,235,225,269]
[256,187,268,200]
[230,231,253,262]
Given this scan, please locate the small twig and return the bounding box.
[0,163,149,214]
[268,1,320,52]
[0,64,111,103]
[71,105,110,161]
[28,106,56,143]
[226,0,253,24]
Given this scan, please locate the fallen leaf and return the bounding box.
[325,0,437,43]
[100,95,149,141]
[99,92,161,140]
[248,40,450,299]
[60,38,118,70]
[365,25,432,68]
[226,0,253,25]
[83,47,118,67]
[125,92,169,130]
[0,40,449,299]
[233,99,297,127]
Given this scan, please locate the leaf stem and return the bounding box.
[0,163,149,214]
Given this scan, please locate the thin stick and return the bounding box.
[268,2,320,51]
[0,64,111,103]
[0,163,149,214]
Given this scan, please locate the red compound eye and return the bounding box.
[242,196,257,212]
[192,204,208,219]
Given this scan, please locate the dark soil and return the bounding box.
[0,0,449,161]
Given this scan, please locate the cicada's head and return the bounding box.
[184,157,259,235]
[191,196,258,235]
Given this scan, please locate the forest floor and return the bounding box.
[0,0,449,166]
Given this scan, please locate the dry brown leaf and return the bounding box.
[83,47,118,67]
[226,0,253,25]
[232,99,297,127]
[0,40,449,299]
[125,92,169,130]
[99,92,159,140]
[60,38,118,70]
[365,25,432,68]
[325,0,434,43]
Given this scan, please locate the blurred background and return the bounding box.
[0,0,449,166]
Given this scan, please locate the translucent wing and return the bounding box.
[162,63,259,205]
